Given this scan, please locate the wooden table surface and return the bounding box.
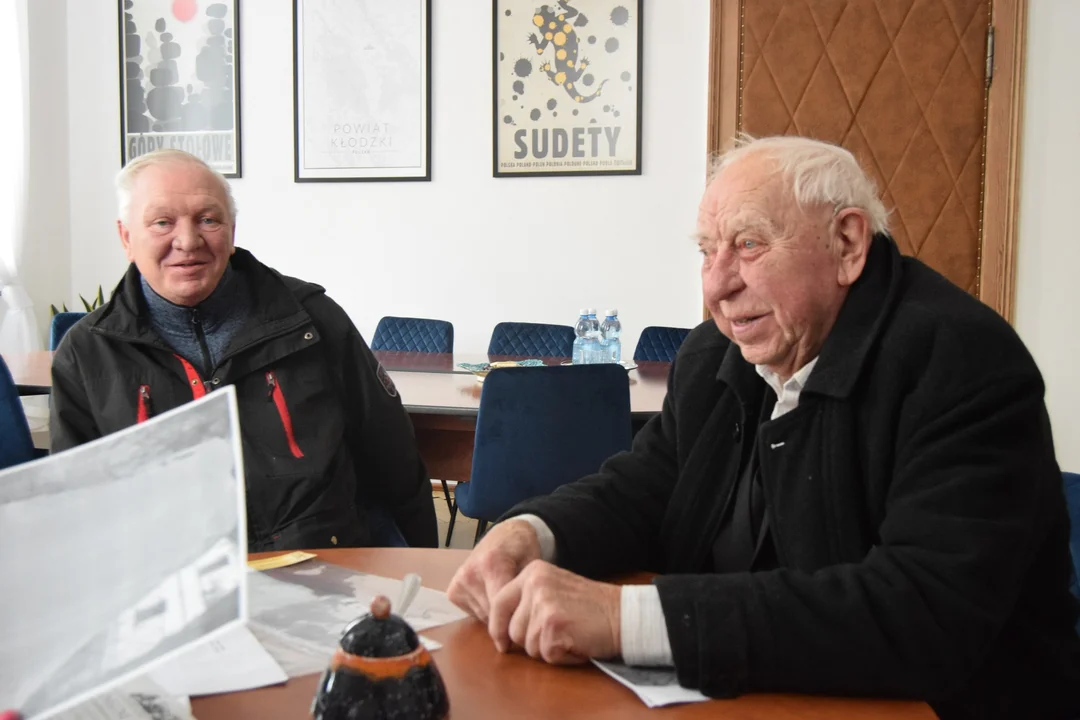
[2,351,667,481]
[3,350,52,395]
[192,548,934,720]
[389,358,670,419]
[6,351,668,419]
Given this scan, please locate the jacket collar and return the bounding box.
[90,248,315,345]
[717,233,903,402]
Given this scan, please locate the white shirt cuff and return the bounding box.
[513,514,557,563]
[620,584,674,666]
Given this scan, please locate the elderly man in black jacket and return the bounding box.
[447,136,1080,718]
[50,149,438,550]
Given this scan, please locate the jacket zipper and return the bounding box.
[137,385,152,423]
[190,309,213,379]
[266,371,304,459]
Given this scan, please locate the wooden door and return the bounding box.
[708,0,1026,319]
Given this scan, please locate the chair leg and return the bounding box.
[473,519,489,545]
[439,478,453,515]
[445,501,458,548]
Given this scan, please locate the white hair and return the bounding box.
[708,134,889,234]
[116,149,237,225]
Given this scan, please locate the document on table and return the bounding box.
[149,623,287,697]
[55,677,192,720]
[592,660,709,708]
[247,560,466,677]
[0,388,248,720]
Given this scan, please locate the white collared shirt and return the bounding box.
[518,358,819,666]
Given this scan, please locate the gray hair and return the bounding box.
[116,149,238,225]
[708,134,889,234]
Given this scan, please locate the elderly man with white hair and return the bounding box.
[447,136,1080,718]
[50,149,438,550]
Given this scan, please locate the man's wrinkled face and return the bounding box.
[696,155,855,380]
[118,161,235,307]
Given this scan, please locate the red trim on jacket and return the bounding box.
[266,370,304,458]
[137,385,151,423]
[176,355,207,399]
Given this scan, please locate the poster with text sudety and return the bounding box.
[494,0,643,177]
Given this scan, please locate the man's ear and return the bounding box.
[833,208,872,288]
[117,220,135,262]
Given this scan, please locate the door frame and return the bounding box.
[705,0,1027,322]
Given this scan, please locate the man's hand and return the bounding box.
[488,560,621,664]
[447,519,543,622]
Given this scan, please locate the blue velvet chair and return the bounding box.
[371,316,454,354]
[1064,472,1080,635]
[487,322,575,358]
[49,312,87,351]
[634,325,691,363]
[453,364,632,544]
[0,355,36,471]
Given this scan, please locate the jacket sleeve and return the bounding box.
[505,360,681,578]
[334,318,438,549]
[49,340,102,453]
[654,371,1062,699]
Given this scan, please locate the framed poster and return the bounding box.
[493,0,643,178]
[293,0,432,182]
[118,0,242,177]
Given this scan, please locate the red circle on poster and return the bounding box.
[172,0,197,22]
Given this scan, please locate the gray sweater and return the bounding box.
[140,263,249,378]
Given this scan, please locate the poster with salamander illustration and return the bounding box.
[494,0,643,177]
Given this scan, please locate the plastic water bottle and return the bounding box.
[584,309,603,364]
[572,309,590,365]
[600,309,622,364]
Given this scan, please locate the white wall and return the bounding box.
[1014,1,1080,470]
[23,0,71,340]
[59,0,709,354]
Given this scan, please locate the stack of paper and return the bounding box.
[592,660,709,708]
[0,390,248,719]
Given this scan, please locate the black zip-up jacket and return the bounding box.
[50,248,438,550]
[510,235,1080,718]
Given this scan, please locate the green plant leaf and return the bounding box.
[50,304,59,317]
[62,303,69,313]
[80,295,92,312]
[96,285,105,307]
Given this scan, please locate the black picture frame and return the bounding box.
[293,0,433,182]
[117,0,243,177]
[492,0,643,178]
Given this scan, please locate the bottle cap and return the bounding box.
[605,309,618,317]
[579,308,590,315]
[586,308,597,314]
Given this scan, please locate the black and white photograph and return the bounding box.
[493,0,643,177]
[117,0,242,176]
[293,0,432,182]
[0,389,247,720]
[247,560,465,677]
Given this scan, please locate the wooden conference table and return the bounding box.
[192,548,934,719]
[375,351,670,482]
[4,351,668,482]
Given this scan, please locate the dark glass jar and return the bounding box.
[311,595,449,720]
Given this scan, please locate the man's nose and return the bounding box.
[172,219,205,250]
[704,251,744,299]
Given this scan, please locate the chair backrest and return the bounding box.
[0,355,36,471]
[370,316,454,354]
[634,325,692,362]
[487,322,575,357]
[1064,472,1080,612]
[49,312,87,351]
[459,364,632,521]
